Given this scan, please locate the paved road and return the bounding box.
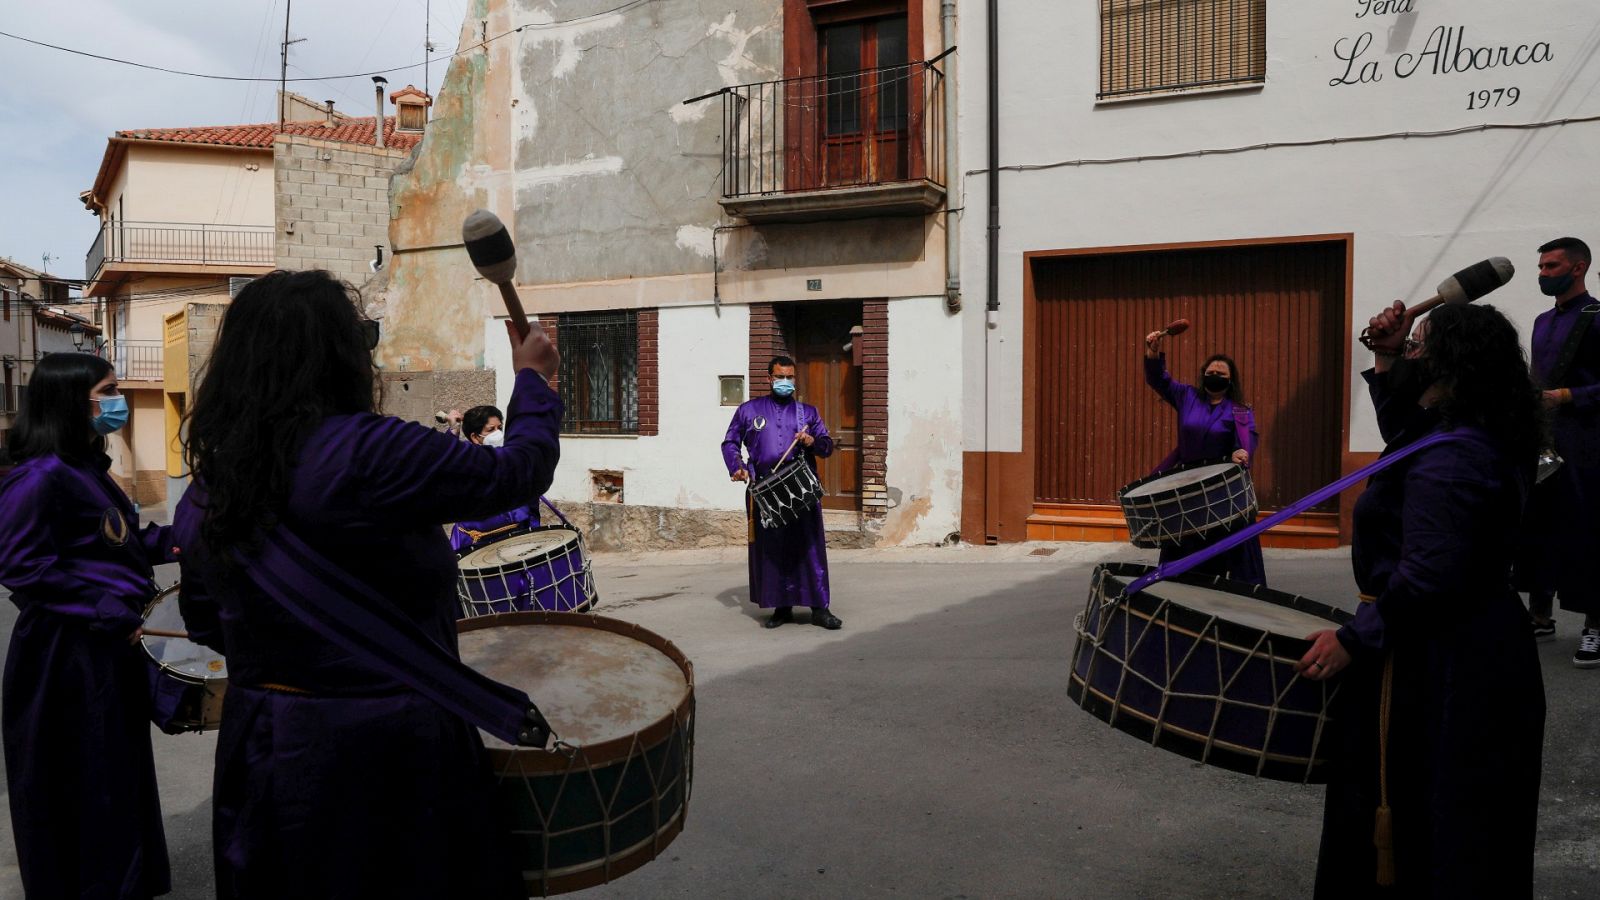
[1,542,1595,898]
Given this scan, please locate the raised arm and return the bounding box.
[1143,353,1187,410]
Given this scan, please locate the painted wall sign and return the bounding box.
[1328,1,1555,98]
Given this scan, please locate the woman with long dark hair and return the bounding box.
[0,352,172,898]
[1142,334,1267,586]
[171,270,561,898]
[1298,302,1545,896]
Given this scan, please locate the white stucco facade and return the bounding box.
[960,2,1600,459]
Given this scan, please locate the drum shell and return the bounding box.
[750,457,825,529]
[456,526,599,617]
[459,612,694,897]
[1117,460,1258,549]
[142,585,228,733]
[1066,563,1349,783]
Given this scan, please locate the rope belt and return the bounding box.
[257,682,312,695]
[1359,591,1396,886]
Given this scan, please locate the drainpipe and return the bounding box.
[941,0,960,314]
[372,76,388,148]
[983,0,1000,543]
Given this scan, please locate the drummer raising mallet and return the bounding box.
[721,356,843,630]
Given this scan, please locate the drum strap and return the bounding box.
[235,525,555,749]
[1125,429,1469,595]
[1375,652,1397,887]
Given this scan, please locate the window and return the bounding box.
[558,311,639,435]
[2,287,10,321]
[1099,0,1266,100]
[817,14,910,188]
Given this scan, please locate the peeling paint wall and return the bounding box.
[882,294,963,545]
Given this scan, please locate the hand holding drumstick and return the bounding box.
[1144,318,1191,358]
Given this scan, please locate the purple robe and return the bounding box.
[170,369,560,900]
[0,452,172,899]
[721,394,834,609]
[1516,292,1600,613]
[1143,355,1267,586]
[1316,376,1543,897]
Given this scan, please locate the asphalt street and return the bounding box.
[0,541,1595,898]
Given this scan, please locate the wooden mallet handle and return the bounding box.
[142,628,191,640]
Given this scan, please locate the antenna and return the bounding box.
[424,0,432,100]
[40,252,54,274]
[277,0,307,131]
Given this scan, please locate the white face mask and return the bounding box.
[482,429,505,448]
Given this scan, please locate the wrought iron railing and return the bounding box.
[701,58,947,201]
[558,311,639,435]
[111,339,164,381]
[86,221,274,280]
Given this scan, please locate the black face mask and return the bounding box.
[1202,373,1231,394]
[1538,272,1576,297]
[1386,356,1436,402]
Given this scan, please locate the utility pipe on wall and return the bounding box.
[982,0,1001,543]
[942,0,961,313]
[372,76,388,148]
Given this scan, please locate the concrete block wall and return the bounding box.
[274,135,411,284]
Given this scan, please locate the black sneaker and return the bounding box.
[1531,618,1556,643]
[1575,628,1600,669]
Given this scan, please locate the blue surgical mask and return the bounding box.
[772,378,795,398]
[92,394,129,435]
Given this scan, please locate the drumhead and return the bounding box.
[458,527,579,572]
[142,587,228,682]
[458,619,690,750]
[1121,462,1238,498]
[1143,580,1336,638]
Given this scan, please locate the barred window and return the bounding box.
[1099,0,1266,101]
[558,310,639,435]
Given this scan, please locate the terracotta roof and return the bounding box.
[114,116,423,151]
[389,84,432,105]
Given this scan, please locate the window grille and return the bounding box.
[558,311,639,435]
[1099,0,1266,100]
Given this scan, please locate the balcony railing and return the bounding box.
[705,58,947,203]
[86,221,274,280]
[111,339,164,381]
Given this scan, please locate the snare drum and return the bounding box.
[456,526,598,617]
[141,585,228,733]
[750,457,825,529]
[458,613,694,896]
[1067,563,1350,783]
[1117,460,1258,549]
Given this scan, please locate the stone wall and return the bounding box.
[184,303,227,393]
[379,369,498,427]
[274,134,410,284]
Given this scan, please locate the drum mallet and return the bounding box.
[142,628,190,640]
[1359,257,1514,349]
[462,209,534,338]
[1160,318,1191,337]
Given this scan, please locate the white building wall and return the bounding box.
[961,1,1600,455]
[485,303,750,511]
[883,295,964,544]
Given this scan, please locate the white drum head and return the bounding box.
[1122,463,1238,499]
[142,588,227,682]
[1145,581,1335,638]
[458,528,578,571]
[458,622,689,750]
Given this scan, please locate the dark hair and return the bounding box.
[1538,236,1591,266]
[6,353,114,462]
[184,270,379,551]
[463,405,503,439]
[769,355,795,375]
[1200,353,1246,405]
[1423,303,1544,464]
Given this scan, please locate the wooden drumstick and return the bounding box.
[462,209,533,339]
[1161,318,1191,337]
[1358,257,1514,349]
[141,628,191,640]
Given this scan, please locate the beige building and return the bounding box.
[80,90,427,506]
[0,259,80,462]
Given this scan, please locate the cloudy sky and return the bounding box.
[0,0,468,281]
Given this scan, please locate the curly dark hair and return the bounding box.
[1422,303,1544,464]
[1199,353,1247,406]
[183,270,379,552]
[462,405,503,441]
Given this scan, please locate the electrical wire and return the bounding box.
[0,1,656,84]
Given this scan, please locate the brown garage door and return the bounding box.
[1033,240,1346,510]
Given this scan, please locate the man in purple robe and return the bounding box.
[1516,236,1600,667]
[721,356,842,629]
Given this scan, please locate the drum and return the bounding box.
[456,526,598,617]
[457,612,694,896]
[1067,563,1351,783]
[141,585,228,733]
[1117,460,1258,549]
[749,457,825,529]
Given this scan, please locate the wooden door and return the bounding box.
[794,302,863,510]
[819,15,910,189]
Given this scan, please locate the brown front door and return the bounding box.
[817,14,910,189]
[793,301,863,510]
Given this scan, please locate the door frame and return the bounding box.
[787,299,865,511]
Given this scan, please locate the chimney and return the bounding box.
[372,76,388,148]
[324,100,336,127]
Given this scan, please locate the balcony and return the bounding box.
[86,221,274,283]
[111,339,164,382]
[701,59,947,224]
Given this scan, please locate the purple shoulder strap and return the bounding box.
[237,526,553,748]
[1125,429,1466,596]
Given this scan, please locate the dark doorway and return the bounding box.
[790,300,864,510]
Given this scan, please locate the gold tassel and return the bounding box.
[1374,652,1397,887]
[1374,804,1396,887]
[745,490,755,544]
